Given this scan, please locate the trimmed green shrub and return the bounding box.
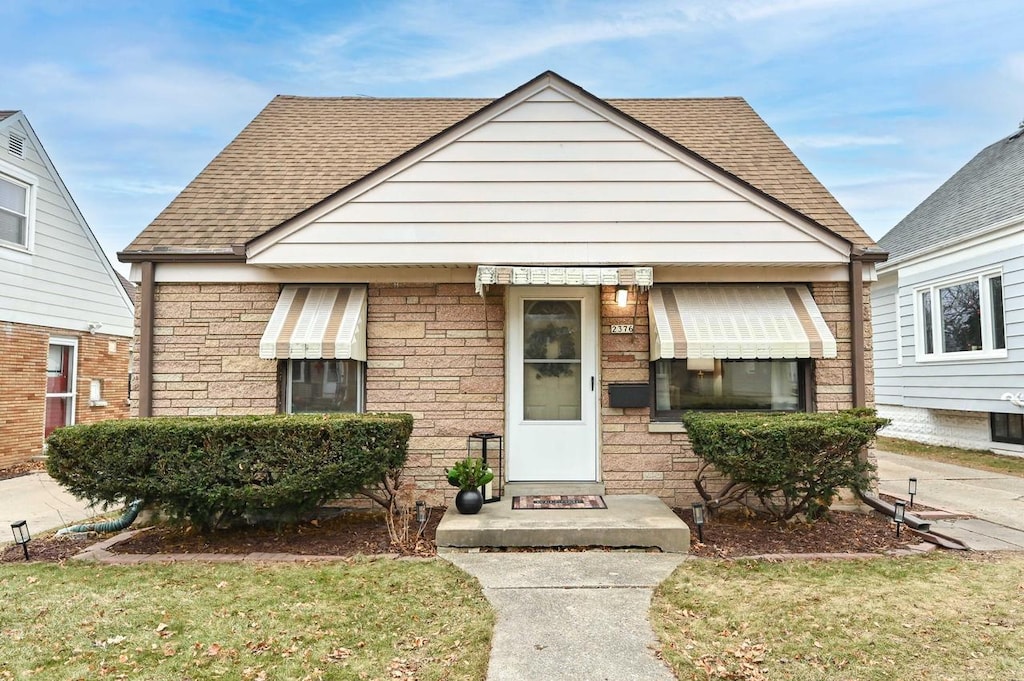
[46,413,413,531]
[681,409,888,521]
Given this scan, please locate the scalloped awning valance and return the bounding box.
[475,266,653,294]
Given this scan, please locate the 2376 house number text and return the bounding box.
[610,324,634,334]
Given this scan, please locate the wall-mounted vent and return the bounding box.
[8,133,26,158]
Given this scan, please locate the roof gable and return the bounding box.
[880,130,1024,262]
[248,74,851,267]
[124,71,872,257]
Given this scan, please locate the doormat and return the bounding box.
[512,495,607,510]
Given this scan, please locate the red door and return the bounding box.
[44,343,74,437]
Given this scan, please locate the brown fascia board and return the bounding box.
[247,70,857,252]
[118,246,247,263]
[851,248,889,263]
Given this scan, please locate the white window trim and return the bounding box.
[0,158,38,253]
[46,337,79,429]
[914,268,1007,362]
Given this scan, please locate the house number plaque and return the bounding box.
[610,324,634,334]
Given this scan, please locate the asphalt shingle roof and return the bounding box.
[126,88,873,253]
[880,128,1024,261]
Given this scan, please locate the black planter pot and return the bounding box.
[455,488,484,515]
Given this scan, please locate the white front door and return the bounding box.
[507,287,598,481]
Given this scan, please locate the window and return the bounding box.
[284,359,362,413]
[653,358,807,417]
[0,174,31,248]
[917,271,1005,359]
[991,412,1024,445]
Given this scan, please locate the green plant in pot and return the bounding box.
[445,457,495,514]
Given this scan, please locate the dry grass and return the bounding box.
[652,554,1024,680]
[0,559,492,680]
[877,436,1024,478]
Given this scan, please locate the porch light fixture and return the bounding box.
[691,502,706,542]
[615,285,629,308]
[11,520,30,561]
[908,477,917,509]
[892,501,906,537]
[415,500,427,525]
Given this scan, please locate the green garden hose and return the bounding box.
[55,500,143,536]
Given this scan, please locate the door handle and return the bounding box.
[591,376,595,391]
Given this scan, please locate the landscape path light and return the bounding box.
[908,477,918,509]
[893,501,906,537]
[11,520,30,561]
[691,502,706,543]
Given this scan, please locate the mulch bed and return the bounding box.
[3,504,922,564]
[0,460,46,481]
[674,507,919,558]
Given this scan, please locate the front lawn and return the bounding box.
[0,559,492,680]
[652,555,1024,680]
[877,436,1024,478]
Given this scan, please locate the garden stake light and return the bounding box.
[415,500,427,525]
[893,501,906,537]
[691,502,706,542]
[908,477,917,508]
[11,520,30,561]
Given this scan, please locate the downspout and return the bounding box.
[848,248,889,409]
[55,500,143,536]
[849,255,865,408]
[139,261,155,417]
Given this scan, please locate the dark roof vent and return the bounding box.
[7,132,25,158]
[1009,119,1024,141]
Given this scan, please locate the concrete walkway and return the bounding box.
[0,472,98,540]
[444,552,686,681]
[875,449,1024,551]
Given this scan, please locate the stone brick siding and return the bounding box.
[139,283,279,416]
[140,279,870,508]
[1,321,130,468]
[364,283,505,505]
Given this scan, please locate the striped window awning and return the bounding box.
[648,285,837,361]
[475,266,653,294]
[259,286,367,360]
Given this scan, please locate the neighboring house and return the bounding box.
[120,71,884,506]
[0,111,135,468]
[873,126,1024,455]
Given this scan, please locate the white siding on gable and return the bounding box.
[250,86,850,267]
[0,117,133,336]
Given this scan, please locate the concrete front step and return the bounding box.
[436,494,690,553]
[503,481,606,496]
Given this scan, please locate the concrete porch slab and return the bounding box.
[436,494,690,553]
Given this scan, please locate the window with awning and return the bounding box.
[259,286,367,360]
[259,286,367,414]
[648,285,836,414]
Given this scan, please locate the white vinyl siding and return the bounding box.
[0,118,133,336]
[251,86,849,267]
[871,275,903,405]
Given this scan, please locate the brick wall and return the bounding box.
[0,320,130,468]
[364,283,505,505]
[140,283,279,416]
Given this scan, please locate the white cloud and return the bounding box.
[789,134,902,149]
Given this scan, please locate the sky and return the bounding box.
[3,1,1023,273]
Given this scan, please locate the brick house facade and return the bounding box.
[123,72,885,506]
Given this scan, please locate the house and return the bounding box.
[120,71,884,506]
[0,111,135,469]
[872,126,1024,455]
